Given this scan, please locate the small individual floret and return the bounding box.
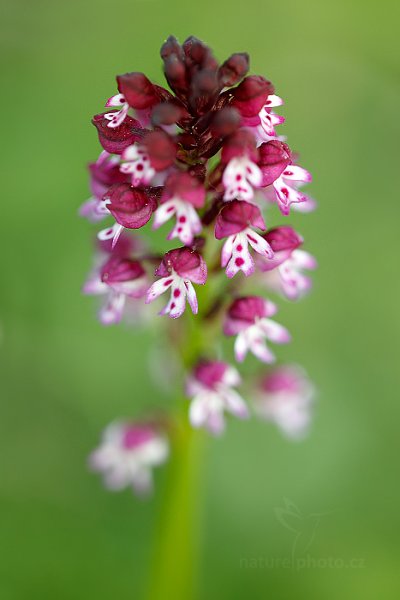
[186,360,248,435]
[79,151,128,222]
[257,226,317,300]
[152,172,205,245]
[120,130,177,187]
[89,421,169,495]
[224,296,290,363]
[97,183,158,247]
[221,131,262,201]
[253,366,315,439]
[258,142,312,215]
[215,199,273,277]
[83,234,148,325]
[146,247,207,318]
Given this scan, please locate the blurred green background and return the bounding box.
[1,0,399,598]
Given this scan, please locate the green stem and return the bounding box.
[145,420,206,600]
[145,307,214,600]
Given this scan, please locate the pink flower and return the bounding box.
[258,140,292,187]
[97,183,158,248]
[254,366,315,439]
[257,226,317,300]
[146,247,207,318]
[152,172,205,245]
[224,296,290,363]
[83,234,148,325]
[215,200,273,277]
[231,75,275,120]
[79,151,128,222]
[89,421,169,495]
[186,360,248,435]
[263,162,313,216]
[120,130,177,187]
[120,145,156,187]
[221,130,262,201]
[256,95,285,140]
[117,72,168,110]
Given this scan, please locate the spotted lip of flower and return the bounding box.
[256,94,285,139]
[232,78,285,143]
[258,143,312,216]
[256,227,316,300]
[98,183,158,247]
[152,172,205,245]
[104,93,130,129]
[89,421,169,495]
[221,130,262,201]
[146,247,207,319]
[254,366,315,439]
[224,296,290,363]
[186,360,248,435]
[105,69,172,129]
[215,200,273,278]
[121,130,177,187]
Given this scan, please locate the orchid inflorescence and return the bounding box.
[82,36,317,495]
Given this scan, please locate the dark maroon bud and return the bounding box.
[190,69,219,114]
[190,236,206,252]
[232,75,275,118]
[160,36,185,61]
[258,140,291,186]
[218,53,249,87]
[92,113,143,154]
[183,36,218,73]
[105,183,157,229]
[163,55,188,95]
[101,257,145,284]
[215,200,265,239]
[210,107,241,137]
[143,130,177,171]
[151,102,184,126]
[161,36,188,97]
[117,72,159,109]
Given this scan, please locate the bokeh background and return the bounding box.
[1,0,399,598]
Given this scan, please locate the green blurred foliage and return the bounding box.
[0,0,399,598]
